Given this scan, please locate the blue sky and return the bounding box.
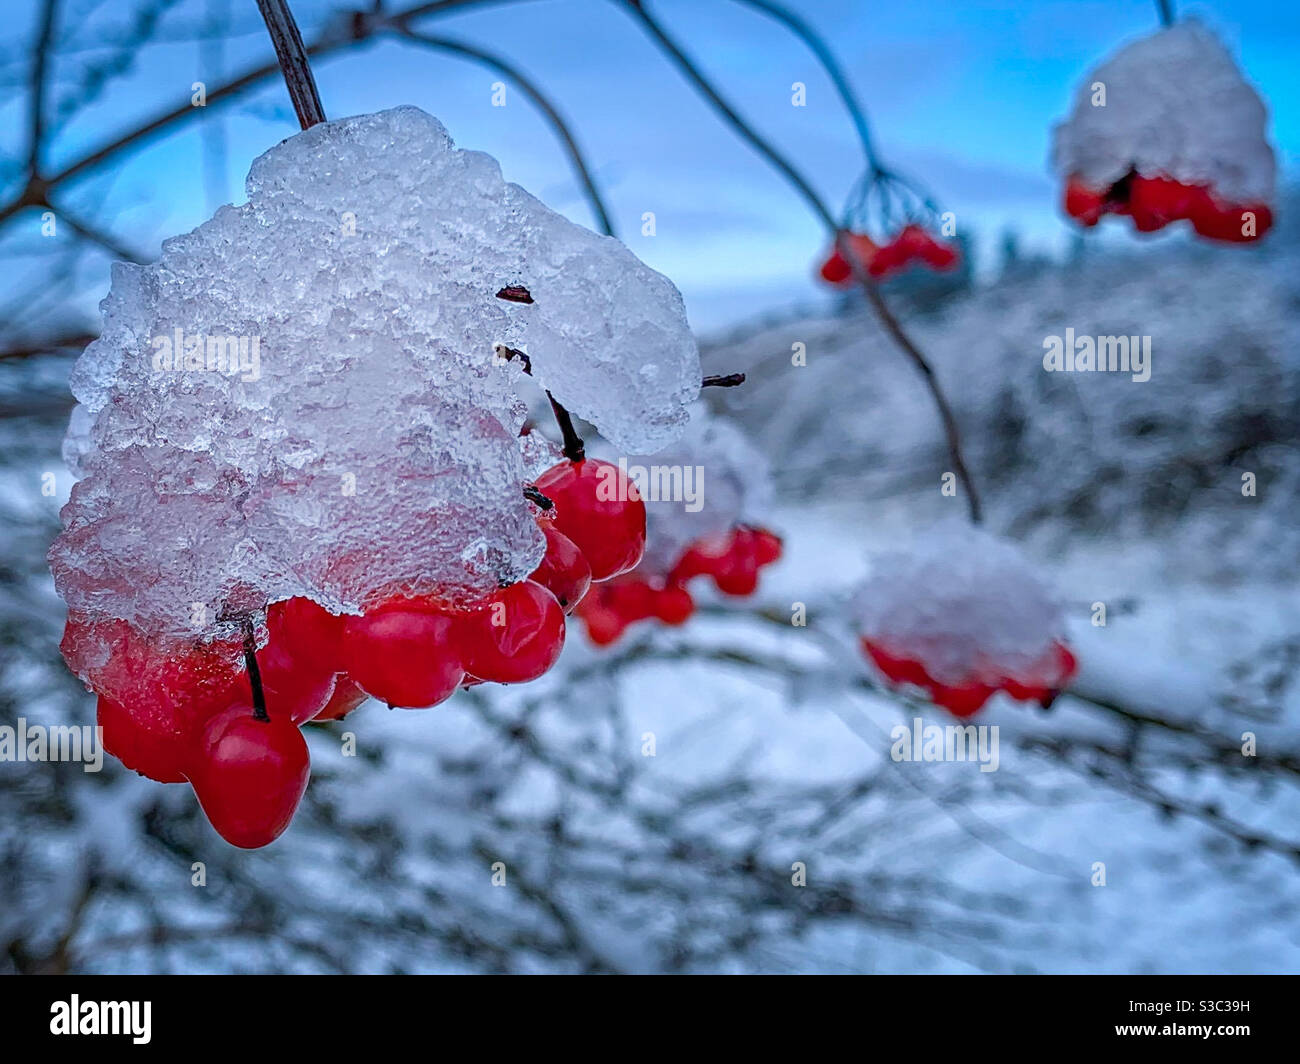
[3,0,1298,332]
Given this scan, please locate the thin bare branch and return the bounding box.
[0,0,514,230]
[0,331,95,361]
[727,0,881,172]
[51,202,148,263]
[26,0,59,176]
[395,28,616,237]
[619,0,984,523]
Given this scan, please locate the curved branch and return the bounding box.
[51,202,148,263]
[26,0,59,175]
[619,0,984,523]
[394,29,616,237]
[0,0,518,230]
[726,0,881,172]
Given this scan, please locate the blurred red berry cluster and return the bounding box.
[1063,172,1272,242]
[819,225,960,286]
[577,525,782,646]
[861,638,1078,718]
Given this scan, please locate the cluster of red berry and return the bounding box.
[62,456,646,848]
[819,225,960,286]
[1063,172,1272,242]
[861,638,1078,718]
[576,525,782,646]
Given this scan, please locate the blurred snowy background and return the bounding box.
[2,0,1299,973]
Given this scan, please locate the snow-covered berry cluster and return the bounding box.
[1053,20,1276,243]
[853,528,1077,718]
[575,414,782,646]
[50,107,698,846]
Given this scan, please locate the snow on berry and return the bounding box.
[634,411,774,576]
[50,105,699,644]
[576,412,782,645]
[853,527,1077,717]
[1051,20,1275,241]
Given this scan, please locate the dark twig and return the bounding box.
[523,485,553,510]
[496,284,534,304]
[620,1,983,523]
[51,203,148,263]
[547,394,585,462]
[1156,0,1175,27]
[727,0,880,171]
[702,372,745,388]
[0,331,96,361]
[0,1,511,229]
[26,0,59,176]
[494,338,585,462]
[254,0,326,129]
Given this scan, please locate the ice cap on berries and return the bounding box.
[853,525,1070,689]
[50,106,700,641]
[1051,19,1276,206]
[605,408,774,578]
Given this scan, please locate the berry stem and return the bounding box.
[494,344,586,463]
[254,0,326,130]
[547,393,586,463]
[241,615,270,723]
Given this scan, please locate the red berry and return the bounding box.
[862,640,931,688]
[653,584,695,625]
[312,675,368,721]
[930,680,998,718]
[577,601,628,646]
[668,532,732,585]
[1063,176,1106,226]
[864,640,996,717]
[535,459,646,582]
[456,581,566,684]
[245,634,337,725]
[714,563,759,596]
[608,577,657,621]
[818,233,878,287]
[65,616,244,719]
[863,638,1076,718]
[186,704,310,849]
[529,519,592,613]
[669,527,780,597]
[1191,197,1272,243]
[1004,642,1078,706]
[63,615,245,782]
[1128,174,1215,232]
[917,233,959,270]
[750,527,783,566]
[819,248,851,284]
[867,238,908,278]
[96,694,189,783]
[266,597,345,674]
[341,599,464,708]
